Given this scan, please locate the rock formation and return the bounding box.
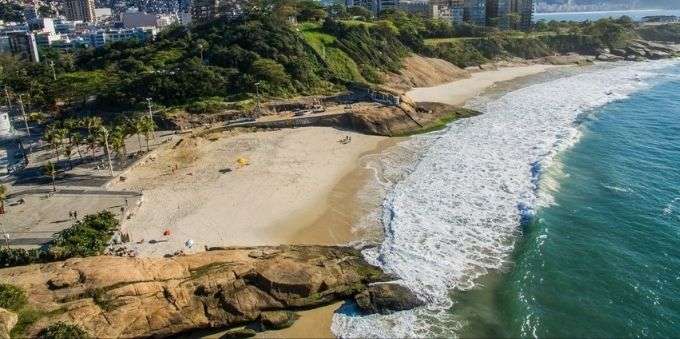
[596,40,679,62]
[0,246,420,338]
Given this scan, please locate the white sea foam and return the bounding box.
[332,60,679,338]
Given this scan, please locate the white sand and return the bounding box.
[406,64,558,105]
[114,127,385,256]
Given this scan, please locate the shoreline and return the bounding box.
[110,63,565,338]
[264,64,568,338]
[406,64,560,106]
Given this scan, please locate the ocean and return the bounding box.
[332,60,680,337]
[534,9,680,22]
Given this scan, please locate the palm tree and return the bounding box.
[110,126,126,164]
[130,117,144,153]
[44,124,66,163]
[141,116,156,152]
[82,116,102,137]
[71,132,85,162]
[0,185,7,215]
[86,134,98,160]
[63,117,79,145]
[63,143,73,170]
[44,161,58,192]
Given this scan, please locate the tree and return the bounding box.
[81,116,102,137]
[110,125,127,163]
[327,4,349,20]
[44,161,58,192]
[63,143,73,170]
[296,0,326,22]
[506,13,521,30]
[0,3,24,22]
[251,58,290,87]
[82,117,102,160]
[86,134,98,160]
[140,117,156,152]
[71,132,85,162]
[131,117,145,153]
[348,6,372,20]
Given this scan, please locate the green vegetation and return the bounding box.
[0,3,670,128]
[0,284,71,338]
[638,23,680,43]
[39,322,90,339]
[51,211,119,257]
[422,17,643,68]
[0,211,119,268]
[323,19,409,83]
[395,107,481,136]
[0,284,27,311]
[0,2,23,22]
[300,23,365,82]
[185,98,255,114]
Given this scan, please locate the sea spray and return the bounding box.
[332,60,680,338]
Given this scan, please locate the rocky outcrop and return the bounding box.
[597,40,679,62]
[348,97,480,136]
[355,283,424,315]
[384,54,470,93]
[0,246,420,338]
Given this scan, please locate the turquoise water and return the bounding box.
[332,62,680,338]
[498,70,680,337]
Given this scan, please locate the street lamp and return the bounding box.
[17,95,30,137]
[254,82,262,116]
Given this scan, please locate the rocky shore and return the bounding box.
[0,246,421,338]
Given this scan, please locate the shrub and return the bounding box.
[39,322,90,339]
[0,284,27,311]
[51,211,118,257]
[0,211,119,268]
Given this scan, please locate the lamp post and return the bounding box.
[254,82,262,116]
[146,97,153,120]
[17,95,30,137]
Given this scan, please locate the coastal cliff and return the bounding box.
[0,246,421,338]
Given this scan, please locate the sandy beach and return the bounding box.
[109,63,560,338]
[115,127,386,256]
[406,64,558,105]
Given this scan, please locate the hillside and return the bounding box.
[2,6,680,119]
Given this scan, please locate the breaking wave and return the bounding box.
[332,60,679,338]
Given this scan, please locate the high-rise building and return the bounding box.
[487,0,532,30]
[513,0,534,30]
[64,0,96,23]
[190,0,241,25]
[464,0,486,26]
[430,0,464,24]
[7,32,40,63]
[346,0,400,15]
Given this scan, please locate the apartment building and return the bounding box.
[64,0,97,23]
